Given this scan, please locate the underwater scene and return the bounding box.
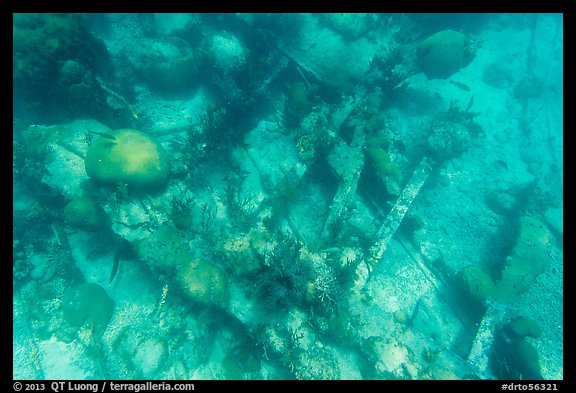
[13,13,563,380]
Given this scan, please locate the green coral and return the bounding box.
[85,129,170,190]
[62,283,114,340]
[417,30,475,79]
[64,197,109,231]
[459,265,496,303]
[135,223,229,308]
[365,138,401,182]
[495,214,552,303]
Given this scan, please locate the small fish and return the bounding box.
[393,139,407,153]
[495,159,508,169]
[466,95,475,112]
[110,247,120,283]
[89,130,117,141]
[408,297,422,328]
[450,80,471,92]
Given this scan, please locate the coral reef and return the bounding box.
[12,13,563,381]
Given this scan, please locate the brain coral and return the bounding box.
[64,196,109,231]
[177,258,229,307]
[85,129,169,190]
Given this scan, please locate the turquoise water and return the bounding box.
[13,13,563,380]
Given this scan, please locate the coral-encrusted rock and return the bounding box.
[210,33,247,74]
[128,36,197,91]
[427,119,471,159]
